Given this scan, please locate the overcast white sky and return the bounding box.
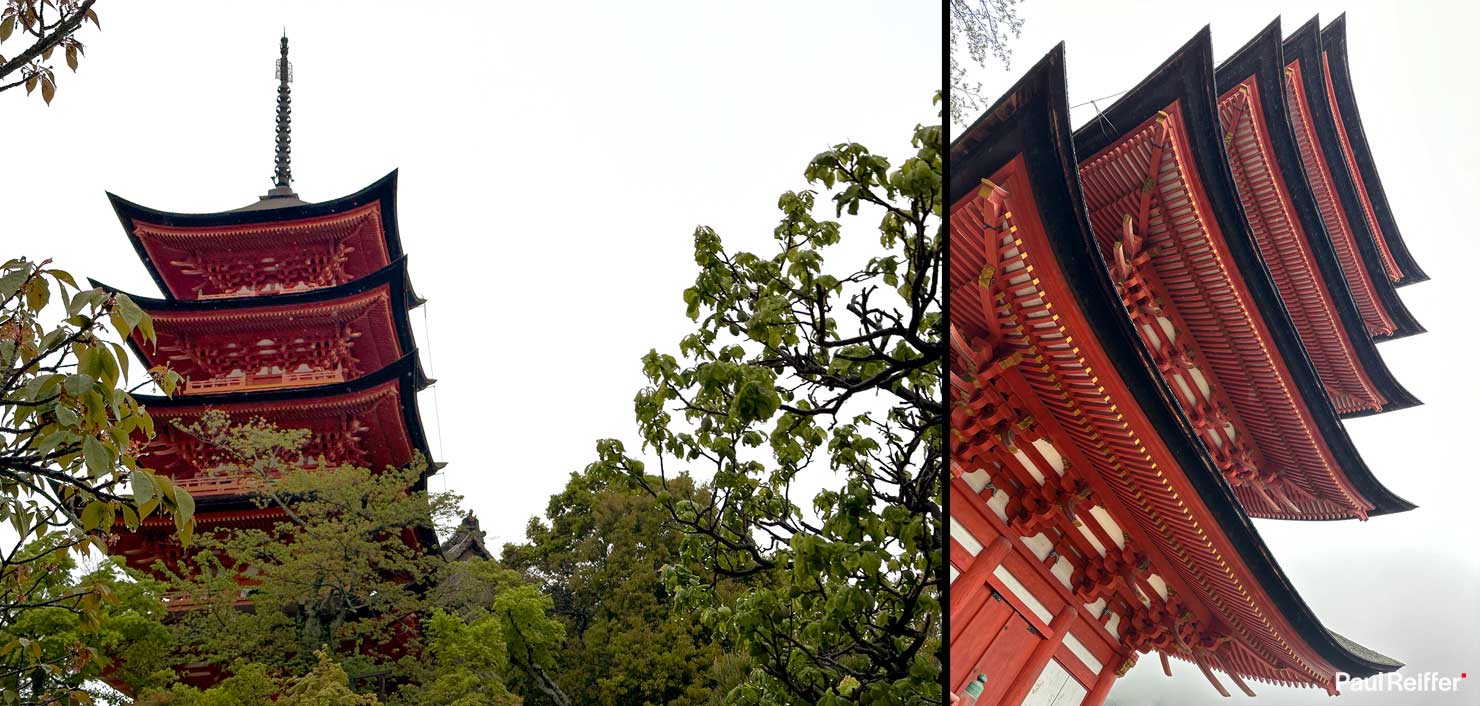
[1,1,939,552]
[962,1,1480,705]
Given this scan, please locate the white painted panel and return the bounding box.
[949,518,983,556]
[992,565,1053,624]
[1032,438,1066,474]
[1076,522,1107,556]
[1089,506,1125,549]
[1104,611,1120,638]
[1084,598,1106,619]
[962,468,992,493]
[1020,532,1053,560]
[1022,659,1088,706]
[1015,448,1047,484]
[1064,633,1104,674]
[950,566,960,584]
[1050,555,1074,589]
[987,489,1010,521]
[1147,573,1169,601]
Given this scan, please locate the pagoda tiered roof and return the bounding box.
[1069,29,1408,520]
[1214,20,1417,417]
[133,353,435,499]
[91,258,425,396]
[949,46,1398,694]
[1282,19,1422,340]
[1320,14,1427,287]
[106,171,412,301]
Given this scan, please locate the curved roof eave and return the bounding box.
[1283,18,1424,340]
[1320,14,1428,287]
[1069,27,1412,519]
[952,40,1399,679]
[89,258,425,388]
[105,170,405,301]
[1215,19,1419,417]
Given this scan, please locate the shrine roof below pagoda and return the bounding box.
[950,43,1398,685]
[107,171,408,301]
[91,259,425,394]
[1213,20,1417,417]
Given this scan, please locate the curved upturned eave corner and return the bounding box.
[1214,19,1419,418]
[1320,14,1428,287]
[952,42,1399,681]
[1067,28,1413,520]
[1283,18,1424,341]
[104,170,405,301]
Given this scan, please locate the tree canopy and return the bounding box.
[592,100,944,704]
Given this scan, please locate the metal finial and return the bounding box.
[272,34,294,191]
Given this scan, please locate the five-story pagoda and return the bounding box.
[93,35,439,685]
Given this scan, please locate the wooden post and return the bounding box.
[1077,663,1118,706]
[1000,604,1077,706]
[951,536,1013,629]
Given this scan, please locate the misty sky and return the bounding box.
[960,1,1480,705]
[1,2,938,552]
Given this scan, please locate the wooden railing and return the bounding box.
[185,368,345,394]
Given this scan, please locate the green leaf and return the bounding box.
[173,485,195,524]
[82,436,111,477]
[63,373,92,396]
[131,470,155,505]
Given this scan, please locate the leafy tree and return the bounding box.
[592,107,943,704]
[156,414,456,682]
[0,0,101,104]
[0,256,190,705]
[949,0,1023,124]
[137,653,379,706]
[501,471,738,706]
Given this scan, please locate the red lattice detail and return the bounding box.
[950,168,1340,691]
[1077,103,1369,521]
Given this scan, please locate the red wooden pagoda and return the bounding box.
[950,17,1421,704]
[94,36,438,686]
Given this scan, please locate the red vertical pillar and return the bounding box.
[1077,663,1118,706]
[999,605,1077,706]
[951,536,1013,628]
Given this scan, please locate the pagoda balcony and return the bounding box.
[184,368,346,395]
[171,472,267,498]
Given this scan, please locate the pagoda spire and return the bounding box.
[257,31,298,203]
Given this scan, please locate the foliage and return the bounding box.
[948,0,1023,124]
[0,256,190,705]
[156,413,456,682]
[591,108,944,704]
[501,471,737,706]
[0,0,101,104]
[137,653,380,706]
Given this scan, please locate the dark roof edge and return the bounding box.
[105,170,405,300]
[1214,20,1420,417]
[91,258,423,389]
[1320,14,1428,287]
[952,42,1398,679]
[136,350,436,471]
[1070,28,1413,518]
[1284,18,1424,339]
